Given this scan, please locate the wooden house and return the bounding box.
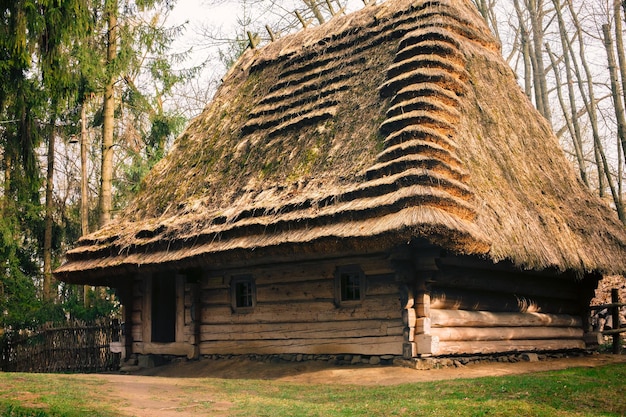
[55,0,626,361]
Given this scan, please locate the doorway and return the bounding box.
[151,273,176,343]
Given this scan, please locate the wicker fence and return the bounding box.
[0,319,122,373]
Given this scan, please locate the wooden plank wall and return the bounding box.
[130,274,144,344]
[197,256,404,356]
[425,257,588,355]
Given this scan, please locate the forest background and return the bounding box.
[1,0,625,331]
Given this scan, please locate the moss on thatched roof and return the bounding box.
[55,0,626,283]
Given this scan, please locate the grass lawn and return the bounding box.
[0,363,624,416]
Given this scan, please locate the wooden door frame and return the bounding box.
[136,273,190,356]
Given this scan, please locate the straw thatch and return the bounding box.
[55,0,626,283]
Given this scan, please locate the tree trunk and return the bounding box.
[513,0,533,100]
[302,0,325,24]
[602,23,626,215]
[561,44,587,186]
[1,152,10,215]
[612,3,626,166]
[603,22,626,167]
[43,119,56,302]
[81,101,91,307]
[80,101,90,236]
[552,0,588,187]
[546,44,588,186]
[99,0,117,228]
[527,0,552,125]
[562,0,620,209]
[616,0,626,207]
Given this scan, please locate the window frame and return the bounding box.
[334,265,366,306]
[230,275,256,313]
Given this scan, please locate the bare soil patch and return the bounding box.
[88,353,626,416]
[133,352,626,384]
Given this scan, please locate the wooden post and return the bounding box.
[325,0,336,16]
[246,31,259,49]
[265,25,276,42]
[295,11,308,28]
[611,289,622,354]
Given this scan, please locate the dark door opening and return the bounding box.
[151,273,176,343]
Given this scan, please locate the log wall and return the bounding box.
[420,256,591,355]
[197,256,404,356]
[127,251,594,359]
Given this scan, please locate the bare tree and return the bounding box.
[472,0,502,43]
[513,0,535,100]
[546,43,589,186]
[526,0,552,125]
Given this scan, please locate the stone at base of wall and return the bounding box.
[198,350,590,370]
[120,350,593,373]
[397,350,589,370]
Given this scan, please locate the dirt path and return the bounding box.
[94,374,234,417]
[79,353,626,417]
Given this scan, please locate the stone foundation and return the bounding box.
[121,349,591,372]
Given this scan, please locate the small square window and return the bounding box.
[335,265,365,306]
[341,272,361,301]
[231,275,256,312]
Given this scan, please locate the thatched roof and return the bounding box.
[55,0,626,284]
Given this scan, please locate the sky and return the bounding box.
[164,0,364,115]
[168,0,240,63]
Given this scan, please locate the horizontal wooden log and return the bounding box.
[258,280,333,302]
[415,293,430,317]
[602,328,626,335]
[430,287,581,314]
[131,311,142,325]
[436,254,559,275]
[203,275,228,289]
[432,265,580,301]
[200,295,402,324]
[201,275,398,305]
[204,264,331,287]
[201,288,230,304]
[199,335,403,356]
[416,334,438,355]
[131,325,142,342]
[205,256,393,287]
[590,302,626,310]
[430,309,583,328]
[132,297,142,311]
[199,319,403,342]
[133,341,195,357]
[367,274,401,296]
[431,326,583,342]
[435,339,585,355]
[415,317,431,334]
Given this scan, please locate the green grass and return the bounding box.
[1,363,624,416]
[0,373,116,416]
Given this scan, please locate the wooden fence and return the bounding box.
[590,289,625,354]
[0,319,122,373]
